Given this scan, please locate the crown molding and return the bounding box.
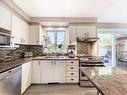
[30,17,97,23]
[97,23,127,29]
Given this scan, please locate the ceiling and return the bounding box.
[13,0,127,23]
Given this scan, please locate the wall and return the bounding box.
[0,45,43,62]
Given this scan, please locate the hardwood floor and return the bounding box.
[23,84,97,95]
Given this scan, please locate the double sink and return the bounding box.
[44,56,65,59]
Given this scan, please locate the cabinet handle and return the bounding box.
[84,33,86,36]
[71,73,74,75]
[87,32,89,36]
[71,79,74,81]
[21,38,22,43]
[71,62,74,64]
[23,39,25,43]
[38,61,40,65]
[71,67,74,69]
[70,41,71,44]
[37,40,39,44]
[54,61,56,65]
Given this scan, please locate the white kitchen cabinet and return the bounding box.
[12,14,29,44]
[65,60,79,83]
[77,25,96,37]
[32,61,41,84]
[29,24,44,45]
[69,25,77,45]
[54,60,66,83]
[40,60,54,83]
[40,60,66,83]
[21,61,32,94]
[0,5,11,31]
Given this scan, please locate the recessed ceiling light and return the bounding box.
[59,24,63,26]
[47,24,51,26]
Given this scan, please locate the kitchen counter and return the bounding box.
[0,58,33,73]
[0,56,79,73]
[80,67,127,95]
[33,56,79,60]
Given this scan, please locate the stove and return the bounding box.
[79,56,104,87]
[80,56,104,67]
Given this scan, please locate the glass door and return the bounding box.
[98,32,113,66]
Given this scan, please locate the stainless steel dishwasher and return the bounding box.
[0,66,22,95]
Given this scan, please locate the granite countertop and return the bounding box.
[0,58,33,73]
[80,67,127,95]
[0,56,79,73]
[33,56,79,60]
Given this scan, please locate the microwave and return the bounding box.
[0,32,14,47]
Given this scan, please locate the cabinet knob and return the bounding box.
[71,79,74,81]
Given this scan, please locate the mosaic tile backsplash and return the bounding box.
[0,45,43,62]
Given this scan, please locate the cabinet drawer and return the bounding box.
[66,71,79,77]
[66,66,79,71]
[66,60,79,66]
[66,77,79,83]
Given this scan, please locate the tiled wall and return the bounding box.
[0,45,43,62]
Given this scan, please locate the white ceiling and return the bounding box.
[13,0,127,23]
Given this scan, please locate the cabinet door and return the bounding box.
[21,61,32,94]
[77,26,86,37]
[54,60,66,83]
[77,26,96,37]
[29,25,39,45]
[32,61,41,84]
[69,25,77,45]
[12,14,29,44]
[40,60,54,83]
[20,20,29,44]
[0,5,11,30]
[12,14,21,44]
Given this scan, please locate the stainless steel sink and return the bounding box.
[44,56,65,59]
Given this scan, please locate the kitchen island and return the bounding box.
[80,67,127,95]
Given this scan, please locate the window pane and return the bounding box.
[98,33,113,66]
[46,30,65,53]
[47,31,56,52]
[56,31,65,52]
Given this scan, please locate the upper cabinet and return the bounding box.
[0,5,11,31]
[29,24,44,45]
[68,24,97,45]
[69,25,77,45]
[12,14,29,44]
[77,25,97,37]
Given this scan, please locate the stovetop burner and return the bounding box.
[80,56,103,62]
[79,56,104,67]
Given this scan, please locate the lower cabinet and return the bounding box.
[21,61,32,94]
[65,60,79,83]
[31,61,41,84]
[31,59,79,84]
[40,60,66,83]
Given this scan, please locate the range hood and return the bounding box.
[77,37,99,42]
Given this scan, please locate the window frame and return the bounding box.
[44,28,68,53]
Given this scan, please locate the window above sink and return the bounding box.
[43,28,68,53]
